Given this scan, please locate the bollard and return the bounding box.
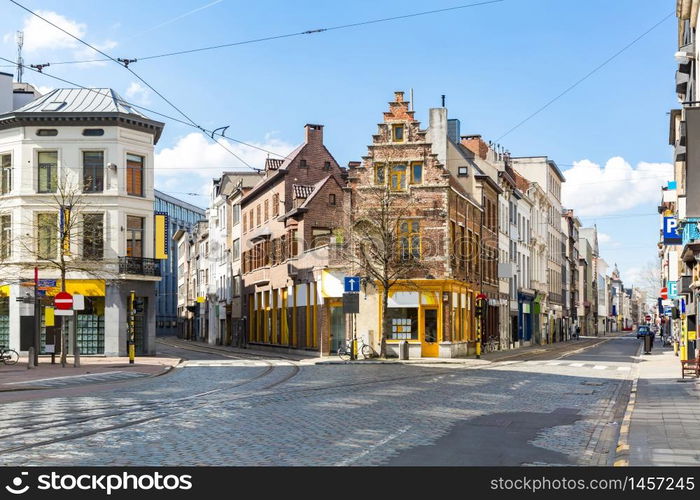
[73,345,80,368]
[399,340,409,360]
[27,346,35,369]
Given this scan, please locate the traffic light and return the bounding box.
[475,299,487,318]
[134,298,145,314]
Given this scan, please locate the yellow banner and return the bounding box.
[44,280,105,297]
[0,285,8,297]
[155,213,168,260]
[45,307,55,327]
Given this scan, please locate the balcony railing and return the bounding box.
[119,256,161,277]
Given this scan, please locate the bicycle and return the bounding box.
[0,346,19,365]
[481,337,497,354]
[337,338,374,360]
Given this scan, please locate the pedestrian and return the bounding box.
[575,325,581,340]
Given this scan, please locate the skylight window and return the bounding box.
[42,101,67,111]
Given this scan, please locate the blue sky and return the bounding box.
[0,0,677,287]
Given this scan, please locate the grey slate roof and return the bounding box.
[13,88,147,117]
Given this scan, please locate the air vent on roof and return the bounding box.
[43,101,67,111]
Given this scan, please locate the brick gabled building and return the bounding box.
[240,124,346,352]
[347,92,483,358]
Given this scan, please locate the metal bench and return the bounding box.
[681,358,700,378]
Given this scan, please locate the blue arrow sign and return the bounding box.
[344,276,360,293]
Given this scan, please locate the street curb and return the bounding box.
[0,364,178,393]
[613,342,643,467]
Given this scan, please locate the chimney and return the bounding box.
[0,72,13,115]
[304,123,323,144]
[394,91,404,103]
[427,108,448,167]
[461,135,489,160]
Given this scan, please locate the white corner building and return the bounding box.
[0,73,164,356]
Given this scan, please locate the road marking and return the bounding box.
[546,362,562,366]
[569,363,585,367]
[593,365,607,370]
[617,366,628,371]
[335,426,411,466]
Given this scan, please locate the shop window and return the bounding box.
[387,308,418,340]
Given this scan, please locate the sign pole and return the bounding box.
[129,290,135,364]
[33,267,39,367]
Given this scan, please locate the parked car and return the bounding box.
[636,325,651,339]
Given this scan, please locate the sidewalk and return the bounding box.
[626,345,700,466]
[0,354,180,392]
[164,334,617,366]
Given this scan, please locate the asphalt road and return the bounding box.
[0,335,640,466]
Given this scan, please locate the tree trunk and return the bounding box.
[60,269,67,367]
[380,288,389,358]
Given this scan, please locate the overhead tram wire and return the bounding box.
[0,56,291,168]
[9,0,262,173]
[495,10,675,142]
[17,0,504,67]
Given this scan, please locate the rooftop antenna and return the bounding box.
[441,94,445,107]
[410,88,414,111]
[16,31,24,83]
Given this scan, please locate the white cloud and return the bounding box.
[17,10,86,52]
[124,82,151,105]
[154,132,295,198]
[562,157,672,216]
[71,40,118,67]
[36,85,54,96]
[597,232,611,243]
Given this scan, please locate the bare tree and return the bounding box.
[15,175,119,366]
[341,183,429,358]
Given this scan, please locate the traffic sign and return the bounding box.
[660,287,668,300]
[344,276,360,293]
[54,291,73,310]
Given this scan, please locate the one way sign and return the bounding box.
[344,276,360,293]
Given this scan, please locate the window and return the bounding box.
[0,214,10,259]
[410,162,423,184]
[323,161,331,170]
[36,129,58,136]
[232,276,241,297]
[256,205,261,227]
[392,124,404,142]
[37,151,58,193]
[390,164,407,191]
[126,154,144,197]
[126,216,144,258]
[311,228,332,249]
[83,213,104,259]
[0,153,11,195]
[458,166,468,177]
[82,129,104,136]
[272,193,279,217]
[82,151,104,192]
[299,159,307,168]
[232,238,240,261]
[232,204,240,226]
[37,213,57,259]
[399,220,420,259]
[375,163,385,184]
[243,211,247,232]
[264,200,269,222]
[329,193,336,205]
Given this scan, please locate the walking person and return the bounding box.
[575,324,581,340]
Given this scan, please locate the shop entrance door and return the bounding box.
[421,307,439,357]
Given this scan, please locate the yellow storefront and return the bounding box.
[378,280,477,358]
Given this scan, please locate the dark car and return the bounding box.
[636,325,651,339]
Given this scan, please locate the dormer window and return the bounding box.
[42,101,67,112]
[458,166,469,177]
[392,124,404,142]
[323,161,331,170]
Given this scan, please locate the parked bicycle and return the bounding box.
[337,338,374,360]
[0,346,19,365]
[481,337,498,354]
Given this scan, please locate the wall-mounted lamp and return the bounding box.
[107,162,117,170]
[443,292,449,302]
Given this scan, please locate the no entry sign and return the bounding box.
[54,291,73,310]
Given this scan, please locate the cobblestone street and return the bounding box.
[0,337,638,466]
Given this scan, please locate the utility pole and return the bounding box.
[16,31,23,83]
[128,291,135,364]
[33,266,39,366]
